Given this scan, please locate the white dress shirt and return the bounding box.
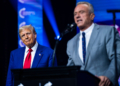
[23,42,38,68]
[78,23,94,63]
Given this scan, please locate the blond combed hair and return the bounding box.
[19,24,36,37]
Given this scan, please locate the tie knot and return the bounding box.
[82,32,85,36]
[28,49,32,52]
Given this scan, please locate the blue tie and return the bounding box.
[82,32,86,64]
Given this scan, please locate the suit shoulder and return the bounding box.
[11,47,25,53]
[95,24,114,34]
[38,44,53,52]
[97,24,114,30]
[67,33,79,45]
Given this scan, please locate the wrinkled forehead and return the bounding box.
[20,28,32,35]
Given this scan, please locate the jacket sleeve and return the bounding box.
[6,51,14,86]
[104,27,120,85]
[66,40,75,66]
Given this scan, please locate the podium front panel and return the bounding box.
[12,66,99,86]
[14,78,76,86]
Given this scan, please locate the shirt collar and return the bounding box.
[25,42,38,53]
[80,23,94,34]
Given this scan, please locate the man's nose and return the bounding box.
[25,34,28,39]
[76,13,80,18]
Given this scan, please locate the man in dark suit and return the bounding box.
[6,25,57,86]
[67,1,120,86]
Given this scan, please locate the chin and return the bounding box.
[77,23,83,27]
[25,43,31,46]
[78,25,84,28]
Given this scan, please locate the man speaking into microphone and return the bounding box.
[66,1,120,86]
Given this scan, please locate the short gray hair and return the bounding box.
[77,1,94,14]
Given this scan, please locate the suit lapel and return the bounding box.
[73,33,83,65]
[31,44,43,68]
[18,47,25,69]
[85,24,100,66]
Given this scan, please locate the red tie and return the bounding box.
[23,49,32,69]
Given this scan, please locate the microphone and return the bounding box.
[64,23,76,32]
[60,23,76,38]
[52,23,76,67]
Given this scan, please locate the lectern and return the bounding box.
[12,66,100,86]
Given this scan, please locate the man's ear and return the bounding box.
[90,13,95,21]
[35,33,37,38]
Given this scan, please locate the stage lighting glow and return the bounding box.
[43,0,60,37]
[42,27,50,47]
[57,35,60,39]
[19,0,24,3]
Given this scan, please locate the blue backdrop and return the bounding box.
[18,0,50,47]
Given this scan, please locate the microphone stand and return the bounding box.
[107,9,120,86]
[52,23,76,67]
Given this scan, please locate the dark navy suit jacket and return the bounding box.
[6,44,57,86]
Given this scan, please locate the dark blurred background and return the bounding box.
[1,0,18,86]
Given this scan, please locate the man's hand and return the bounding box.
[98,76,111,86]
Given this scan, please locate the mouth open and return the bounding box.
[77,19,82,23]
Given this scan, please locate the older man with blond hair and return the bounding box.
[6,25,57,86]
